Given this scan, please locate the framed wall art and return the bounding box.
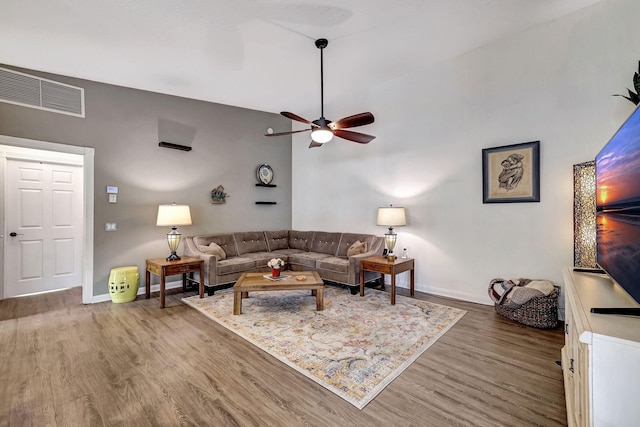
[482,141,540,203]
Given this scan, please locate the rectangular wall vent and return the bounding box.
[0,67,85,117]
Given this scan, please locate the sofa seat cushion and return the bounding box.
[241,252,276,268]
[288,252,332,269]
[217,257,256,275]
[235,231,268,255]
[316,256,349,273]
[309,231,341,255]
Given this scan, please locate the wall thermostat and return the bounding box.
[107,186,118,194]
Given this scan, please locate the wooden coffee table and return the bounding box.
[233,271,324,315]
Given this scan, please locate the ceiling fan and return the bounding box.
[265,38,376,148]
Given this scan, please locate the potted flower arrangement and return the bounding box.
[267,258,285,278]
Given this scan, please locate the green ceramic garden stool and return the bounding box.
[108,266,139,303]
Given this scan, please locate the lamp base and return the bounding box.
[386,254,396,262]
[166,252,181,261]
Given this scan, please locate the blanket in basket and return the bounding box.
[488,278,558,328]
[488,278,555,308]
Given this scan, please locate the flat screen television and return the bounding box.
[595,104,640,314]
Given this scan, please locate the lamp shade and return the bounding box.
[377,207,407,227]
[156,204,192,226]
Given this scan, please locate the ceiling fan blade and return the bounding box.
[309,141,323,148]
[265,129,311,137]
[333,129,376,144]
[281,111,317,127]
[330,112,375,129]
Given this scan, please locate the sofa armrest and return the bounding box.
[347,251,377,278]
[183,236,218,286]
[347,236,385,284]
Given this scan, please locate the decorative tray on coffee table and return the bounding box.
[262,275,291,281]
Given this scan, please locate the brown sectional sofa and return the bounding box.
[183,230,385,295]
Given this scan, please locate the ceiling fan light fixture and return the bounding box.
[311,126,333,143]
[266,38,375,146]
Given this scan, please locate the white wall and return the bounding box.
[292,0,640,304]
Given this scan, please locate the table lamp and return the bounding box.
[377,205,406,261]
[156,203,192,261]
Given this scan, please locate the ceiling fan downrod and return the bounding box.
[315,38,328,119]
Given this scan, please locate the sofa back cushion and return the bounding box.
[265,230,289,251]
[289,230,312,251]
[235,231,268,255]
[193,234,238,257]
[336,233,376,257]
[309,231,342,256]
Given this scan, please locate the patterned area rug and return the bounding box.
[182,286,466,409]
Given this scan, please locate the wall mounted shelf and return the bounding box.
[255,201,277,205]
[159,141,192,151]
[255,183,277,187]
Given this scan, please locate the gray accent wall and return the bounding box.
[0,65,292,297]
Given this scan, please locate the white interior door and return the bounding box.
[4,159,83,298]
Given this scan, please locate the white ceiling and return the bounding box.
[1,0,604,119]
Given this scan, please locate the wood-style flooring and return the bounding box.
[0,285,566,426]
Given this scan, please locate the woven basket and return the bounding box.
[494,290,559,329]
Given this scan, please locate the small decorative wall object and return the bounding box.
[573,161,597,268]
[482,141,540,203]
[256,164,274,185]
[210,185,229,204]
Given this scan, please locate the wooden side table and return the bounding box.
[146,256,204,308]
[359,256,415,305]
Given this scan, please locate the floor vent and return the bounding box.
[0,67,85,117]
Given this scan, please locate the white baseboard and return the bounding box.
[91,279,184,304]
[388,281,493,306]
[94,278,494,307]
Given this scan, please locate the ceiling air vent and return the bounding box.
[0,67,85,117]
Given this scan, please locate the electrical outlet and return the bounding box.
[105,223,117,231]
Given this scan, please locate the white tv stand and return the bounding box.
[562,267,640,426]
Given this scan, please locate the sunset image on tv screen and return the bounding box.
[596,106,640,304]
[596,110,640,210]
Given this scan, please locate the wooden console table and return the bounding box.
[359,256,414,304]
[145,256,204,308]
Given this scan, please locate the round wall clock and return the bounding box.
[257,164,274,184]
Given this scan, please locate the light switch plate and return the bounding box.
[105,223,117,231]
[108,194,117,203]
